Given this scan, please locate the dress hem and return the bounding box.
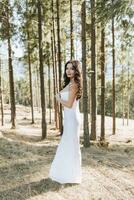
[48,175,81,184]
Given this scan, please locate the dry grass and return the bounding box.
[0,130,134,200]
[0,105,134,200]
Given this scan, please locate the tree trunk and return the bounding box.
[51,30,58,127]
[90,0,96,140]
[36,63,41,112]
[112,12,116,135]
[127,61,130,125]
[52,0,59,128]
[27,30,34,124]
[7,2,16,129]
[56,0,63,134]
[0,58,4,126]
[70,0,74,59]
[48,58,52,124]
[100,27,105,141]
[121,58,125,125]
[37,0,47,139]
[81,1,90,147]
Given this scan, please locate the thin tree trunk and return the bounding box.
[0,58,4,126]
[56,0,63,134]
[37,0,47,139]
[36,63,41,112]
[88,77,91,117]
[52,0,59,128]
[112,11,116,135]
[63,45,66,63]
[7,2,16,129]
[48,58,52,124]
[75,30,78,59]
[81,1,90,147]
[96,23,100,114]
[90,0,96,140]
[100,27,105,141]
[121,59,125,125]
[70,0,74,59]
[127,61,130,125]
[27,30,34,124]
[52,0,58,92]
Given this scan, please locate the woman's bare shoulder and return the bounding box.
[69,82,78,92]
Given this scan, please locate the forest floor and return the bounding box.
[0,104,134,200]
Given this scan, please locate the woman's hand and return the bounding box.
[55,93,61,101]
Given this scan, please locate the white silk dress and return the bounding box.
[48,85,82,184]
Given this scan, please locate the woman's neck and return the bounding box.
[69,78,74,84]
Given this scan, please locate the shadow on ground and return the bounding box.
[0,177,77,200]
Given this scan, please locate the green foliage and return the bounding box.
[97,74,134,119]
[96,0,134,25]
[0,0,17,40]
[16,78,30,105]
[0,0,133,121]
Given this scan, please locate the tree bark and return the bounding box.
[52,0,59,128]
[90,0,96,140]
[37,0,47,139]
[56,0,63,134]
[48,58,52,124]
[81,1,90,147]
[70,0,74,59]
[100,27,105,141]
[121,54,125,125]
[27,30,34,124]
[0,58,4,126]
[35,63,41,112]
[127,61,130,125]
[7,2,16,129]
[112,11,116,135]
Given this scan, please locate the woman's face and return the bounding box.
[66,63,75,79]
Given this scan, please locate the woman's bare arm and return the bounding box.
[56,83,78,108]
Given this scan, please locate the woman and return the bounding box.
[48,60,82,184]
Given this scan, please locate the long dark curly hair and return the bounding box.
[62,60,83,100]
